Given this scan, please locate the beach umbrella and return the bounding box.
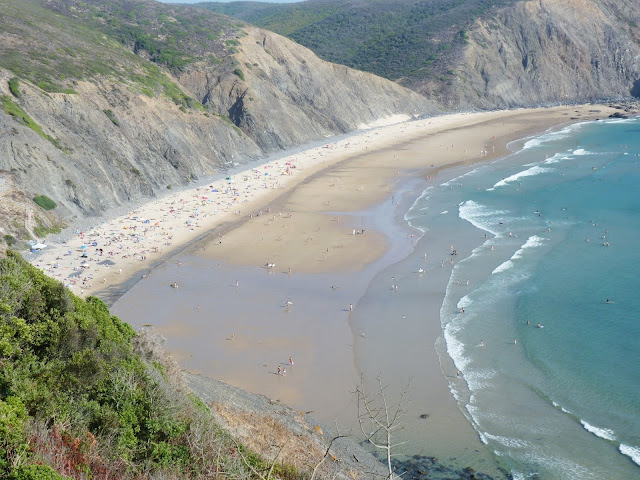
[80,245,87,249]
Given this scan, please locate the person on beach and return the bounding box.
[289,357,294,366]
[349,303,353,312]
[277,366,281,375]
[480,340,484,346]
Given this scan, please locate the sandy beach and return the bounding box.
[29,104,618,474]
[29,104,614,296]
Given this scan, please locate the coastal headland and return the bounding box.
[28,104,619,474]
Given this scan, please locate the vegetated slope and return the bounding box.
[0,0,432,246]
[0,251,384,479]
[199,0,515,83]
[199,0,640,109]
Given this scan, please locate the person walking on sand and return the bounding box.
[289,357,294,366]
[349,303,353,312]
[277,366,281,375]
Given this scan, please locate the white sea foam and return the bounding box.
[404,187,432,222]
[443,323,469,371]
[513,235,544,257]
[483,433,529,449]
[458,200,506,235]
[491,236,545,274]
[620,444,640,466]
[606,117,636,124]
[511,471,526,480]
[457,295,472,309]
[580,420,616,441]
[464,368,498,392]
[521,137,545,150]
[520,127,573,150]
[439,166,484,187]
[441,210,448,215]
[492,260,513,274]
[488,165,551,191]
[543,153,571,165]
[553,401,572,414]
[572,148,594,156]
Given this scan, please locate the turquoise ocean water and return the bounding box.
[402,117,640,479]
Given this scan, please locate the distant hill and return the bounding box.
[198,0,516,82]
[199,0,640,108]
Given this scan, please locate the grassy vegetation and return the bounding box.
[0,0,242,111]
[32,217,63,238]
[32,195,57,210]
[0,252,304,479]
[200,0,515,82]
[3,235,16,246]
[8,78,22,99]
[1,96,65,151]
[103,109,120,126]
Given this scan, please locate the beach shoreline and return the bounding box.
[104,104,619,477]
[27,104,616,306]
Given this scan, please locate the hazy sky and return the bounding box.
[157,0,300,3]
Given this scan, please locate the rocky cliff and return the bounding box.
[413,0,640,108]
[0,0,433,246]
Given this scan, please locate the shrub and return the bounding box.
[103,109,120,126]
[8,78,22,99]
[8,464,67,480]
[233,69,245,81]
[1,96,65,151]
[33,195,57,210]
[4,234,16,246]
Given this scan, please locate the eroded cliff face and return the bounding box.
[0,26,434,242]
[178,27,433,151]
[418,0,640,109]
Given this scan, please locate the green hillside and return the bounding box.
[0,0,246,109]
[0,251,300,479]
[197,0,515,82]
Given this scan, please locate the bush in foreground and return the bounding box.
[0,251,297,479]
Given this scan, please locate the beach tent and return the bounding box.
[32,243,47,250]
